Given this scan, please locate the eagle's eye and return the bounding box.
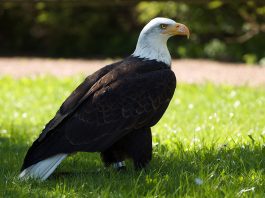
[160,24,167,29]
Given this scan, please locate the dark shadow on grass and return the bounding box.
[2,139,265,196]
[151,143,265,176]
[0,138,31,174]
[51,170,105,179]
[44,143,265,182]
[3,137,265,183]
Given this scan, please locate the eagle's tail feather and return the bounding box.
[19,154,67,181]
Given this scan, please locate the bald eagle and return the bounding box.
[19,17,190,180]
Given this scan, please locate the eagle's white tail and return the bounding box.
[19,154,67,181]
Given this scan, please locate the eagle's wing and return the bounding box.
[62,67,176,151]
[38,63,117,141]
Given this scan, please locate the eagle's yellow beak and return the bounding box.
[163,23,190,39]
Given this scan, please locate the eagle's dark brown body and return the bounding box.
[21,56,176,171]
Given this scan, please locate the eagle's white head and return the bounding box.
[132,17,190,66]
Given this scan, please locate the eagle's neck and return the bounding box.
[132,32,171,66]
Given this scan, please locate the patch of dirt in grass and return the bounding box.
[0,57,264,86]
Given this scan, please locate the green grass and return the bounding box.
[0,76,265,197]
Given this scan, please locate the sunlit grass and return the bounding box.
[0,76,265,197]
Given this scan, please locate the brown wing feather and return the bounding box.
[63,68,176,151]
[38,63,118,141]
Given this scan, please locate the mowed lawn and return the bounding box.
[0,76,265,197]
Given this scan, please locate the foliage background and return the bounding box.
[0,1,265,63]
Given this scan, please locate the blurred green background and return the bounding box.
[0,1,264,64]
